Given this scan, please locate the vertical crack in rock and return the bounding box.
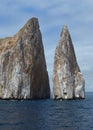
[53,25,85,100]
[0,17,50,99]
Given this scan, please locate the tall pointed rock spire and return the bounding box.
[53,25,85,99]
[0,17,50,99]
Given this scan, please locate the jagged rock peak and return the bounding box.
[0,17,40,54]
[0,17,50,99]
[60,24,70,37]
[53,25,85,100]
[18,17,39,34]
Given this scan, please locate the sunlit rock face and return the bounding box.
[0,17,50,99]
[53,25,85,100]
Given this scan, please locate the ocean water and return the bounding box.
[0,93,93,130]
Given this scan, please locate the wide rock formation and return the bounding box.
[53,25,85,99]
[0,17,50,99]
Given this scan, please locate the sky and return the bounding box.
[0,0,93,92]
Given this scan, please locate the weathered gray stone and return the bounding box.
[53,25,85,99]
[0,17,50,99]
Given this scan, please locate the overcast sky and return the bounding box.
[0,0,93,92]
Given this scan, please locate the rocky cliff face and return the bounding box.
[53,25,85,99]
[0,17,50,99]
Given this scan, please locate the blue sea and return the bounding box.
[0,92,93,130]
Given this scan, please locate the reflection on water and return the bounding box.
[0,93,93,130]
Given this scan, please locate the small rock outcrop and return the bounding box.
[53,25,85,99]
[0,17,50,99]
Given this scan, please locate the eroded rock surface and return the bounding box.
[0,17,50,99]
[53,25,85,99]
